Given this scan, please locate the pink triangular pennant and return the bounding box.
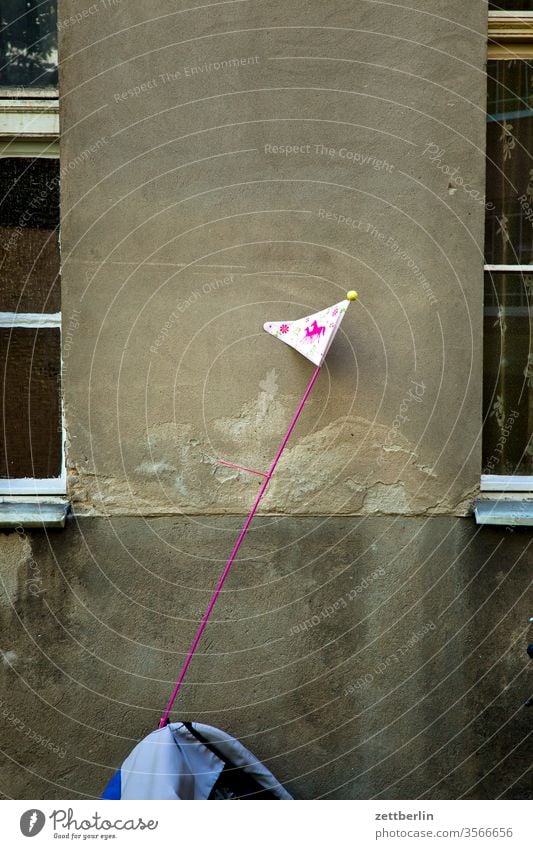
[263,299,350,366]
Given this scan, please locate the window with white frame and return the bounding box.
[483,6,533,491]
[0,1,62,498]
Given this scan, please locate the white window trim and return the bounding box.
[0,312,60,328]
[1,476,67,496]
[0,315,66,495]
[0,98,58,138]
[485,264,533,271]
[488,10,533,17]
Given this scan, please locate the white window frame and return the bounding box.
[483,11,533,493]
[0,84,63,497]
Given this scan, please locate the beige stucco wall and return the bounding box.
[58,0,488,517]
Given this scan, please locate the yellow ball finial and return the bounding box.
[346,290,358,301]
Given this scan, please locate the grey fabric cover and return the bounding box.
[119,722,293,800]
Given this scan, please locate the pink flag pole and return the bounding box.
[158,363,321,728]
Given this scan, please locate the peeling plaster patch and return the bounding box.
[214,465,240,483]
[364,483,410,514]
[213,368,286,450]
[0,533,31,608]
[216,418,250,440]
[345,478,365,493]
[380,444,417,458]
[70,406,469,516]
[263,415,425,512]
[214,403,286,443]
[448,487,478,517]
[135,461,177,476]
[174,477,188,497]
[133,421,216,506]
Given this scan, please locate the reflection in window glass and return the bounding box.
[0,328,62,478]
[0,1,57,88]
[484,59,533,477]
[485,60,533,265]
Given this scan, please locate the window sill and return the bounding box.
[0,498,70,528]
[480,475,533,492]
[0,88,58,99]
[474,498,533,526]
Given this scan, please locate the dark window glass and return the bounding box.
[484,61,533,476]
[0,158,59,228]
[489,2,533,9]
[0,157,61,480]
[485,61,533,265]
[483,272,533,475]
[0,158,60,312]
[0,328,62,478]
[0,226,59,312]
[0,1,57,88]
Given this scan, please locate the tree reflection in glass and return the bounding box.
[0,1,57,88]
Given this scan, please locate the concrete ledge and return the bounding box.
[0,499,70,528]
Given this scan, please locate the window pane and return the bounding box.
[0,158,60,312]
[0,1,57,88]
[483,271,533,475]
[485,60,533,264]
[489,2,533,10]
[0,158,59,229]
[0,328,61,478]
